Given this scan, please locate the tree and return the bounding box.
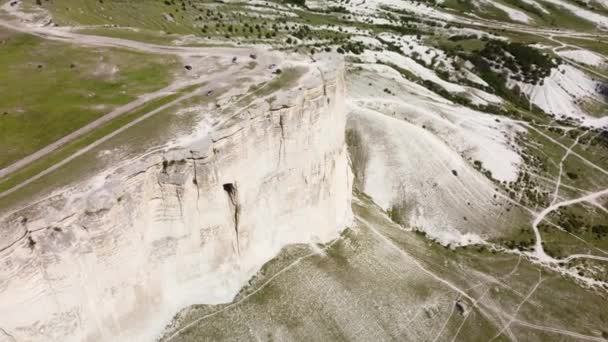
[284,0,306,7]
[592,225,608,239]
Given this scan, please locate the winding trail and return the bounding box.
[0,80,203,180]
[359,209,603,342]
[550,131,588,205]
[488,270,544,342]
[530,188,608,261]
[560,253,608,263]
[547,34,608,81]
[521,122,608,176]
[432,294,460,342]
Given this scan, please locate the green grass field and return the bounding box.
[0,83,212,213]
[0,85,199,193]
[0,64,308,213]
[558,36,608,56]
[26,0,296,43]
[0,28,179,168]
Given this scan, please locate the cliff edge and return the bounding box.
[0,55,352,342]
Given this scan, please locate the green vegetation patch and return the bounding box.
[501,0,597,31]
[558,37,608,57]
[538,0,597,30]
[76,27,179,45]
[0,85,199,195]
[434,35,487,53]
[540,202,608,258]
[230,67,306,112]
[31,0,297,44]
[0,83,210,217]
[0,28,178,168]
[478,39,558,84]
[580,98,608,118]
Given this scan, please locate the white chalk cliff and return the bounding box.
[0,60,352,341]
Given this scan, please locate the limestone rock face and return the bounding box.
[0,62,352,342]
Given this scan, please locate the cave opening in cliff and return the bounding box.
[222,182,241,254]
[222,183,239,213]
[222,183,235,194]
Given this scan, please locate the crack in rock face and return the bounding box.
[223,182,241,255]
[0,57,352,342]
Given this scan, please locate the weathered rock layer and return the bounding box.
[0,61,352,341]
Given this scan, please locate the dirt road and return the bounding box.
[0,3,279,183]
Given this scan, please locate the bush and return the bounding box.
[284,0,306,7]
[478,40,557,84]
[592,225,608,239]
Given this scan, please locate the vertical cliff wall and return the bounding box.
[0,61,352,342]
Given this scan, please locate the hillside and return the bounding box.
[0,0,607,341]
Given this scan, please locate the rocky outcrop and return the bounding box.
[0,60,352,341]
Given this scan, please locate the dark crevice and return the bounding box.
[278,114,285,167]
[222,183,241,255]
[279,115,286,140]
[0,224,47,253]
[57,213,75,223]
[211,127,245,143]
[316,66,327,96]
[270,105,295,111]
[125,170,146,181]
[175,188,184,219]
[156,176,166,219]
[27,236,36,250]
[0,327,16,342]
[191,153,201,215]
[0,229,27,253]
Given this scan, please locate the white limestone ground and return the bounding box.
[539,0,608,28]
[446,27,503,40]
[358,63,521,182]
[308,0,454,21]
[315,24,371,36]
[357,49,503,107]
[375,34,504,105]
[346,65,525,246]
[0,54,353,342]
[386,34,449,67]
[464,61,491,87]
[351,35,383,47]
[514,65,608,127]
[0,0,52,26]
[360,49,463,92]
[557,48,606,67]
[520,0,549,14]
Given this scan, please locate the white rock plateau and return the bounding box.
[0,60,353,342]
